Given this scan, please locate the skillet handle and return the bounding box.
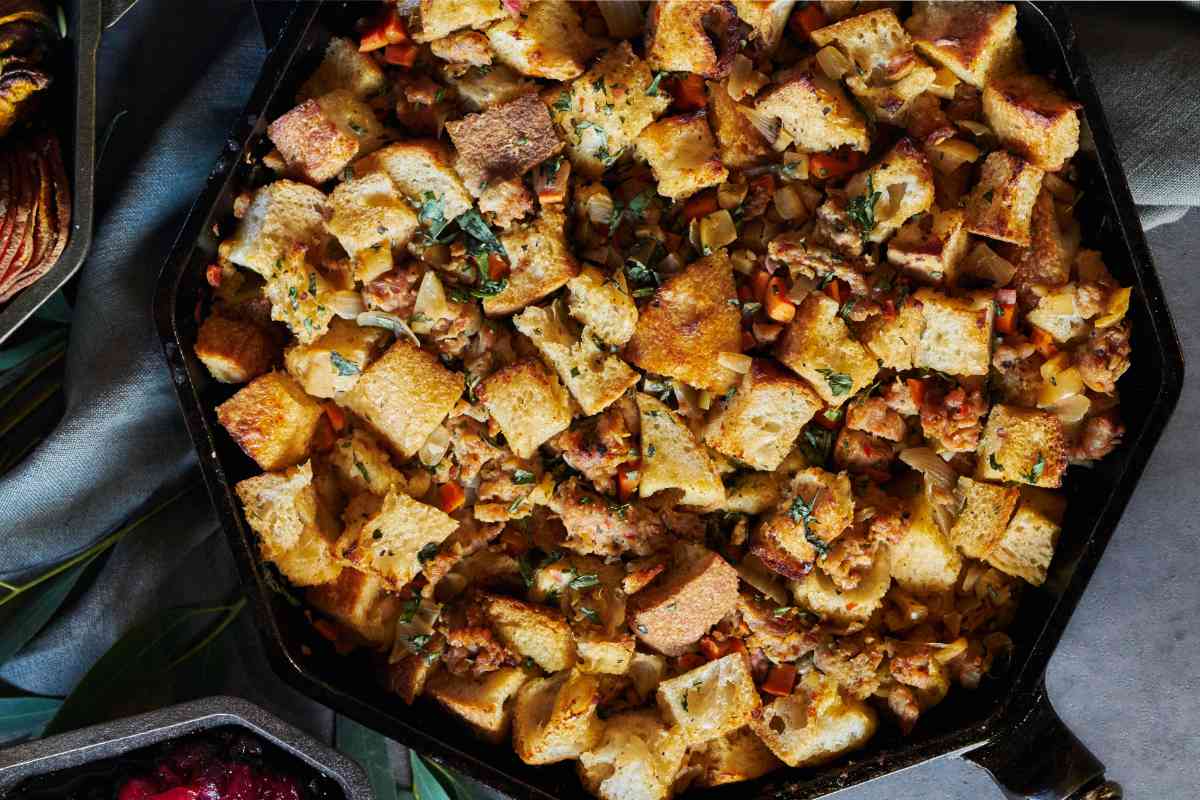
[964,684,1122,799]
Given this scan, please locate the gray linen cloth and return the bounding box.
[0,0,1197,792]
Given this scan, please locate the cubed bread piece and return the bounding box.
[262,246,337,345]
[340,338,463,458]
[546,41,670,179]
[446,93,562,185]
[890,481,963,593]
[354,141,474,225]
[477,358,572,459]
[625,250,742,392]
[812,9,914,81]
[703,359,822,471]
[706,80,772,169]
[413,0,508,42]
[985,486,1066,585]
[637,393,726,508]
[578,709,688,800]
[975,404,1067,488]
[912,288,994,376]
[477,177,535,228]
[731,0,794,51]
[844,138,935,243]
[949,476,1019,559]
[283,317,389,399]
[847,62,937,124]
[513,668,604,764]
[306,567,401,648]
[236,461,341,586]
[752,468,855,579]
[566,266,638,347]
[324,171,418,255]
[630,545,739,656]
[513,305,640,415]
[267,98,358,184]
[447,63,537,112]
[317,90,386,155]
[906,1,1019,88]
[388,652,438,705]
[997,187,1075,290]
[487,0,596,81]
[750,672,877,767]
[218,372,324,471]
[485,594,575,671]
[646,0,743,79]
[887,208,969,285]
[775,292,879,406]
[722,471,784,515]
[335,490,459,589]
[635,112,728,200]
[427,667,529,743]
[576,632,636,675]
[964,151,1045,246]
[328,427,405,497]
[483,207,580,316]
[983,72,1080,171]
[224,180,327,277]
[195,313,277,384]
[298,36,385,101]
[791,547,890,626]
[430,29,493,66]
[1025,285,1089,344]
[656,653,760,745]
[859,297,924,371]
[692,726,782,788]
[755,58,869,153]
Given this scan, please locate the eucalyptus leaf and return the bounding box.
[0,696,62,741]
[410,751,452,800]
[0,554,98,668]
[0,330,67,374]
[336,714,400,800]
[455,210,505,257]
[421,756,482,800]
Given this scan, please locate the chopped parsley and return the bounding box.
[353,457,370,484]
[845,175,881,243]
[417,542,440,563]
[400,597,421,624]
[569,573,601,590]
[789,488,829,558]
[329,351,360,376]
[552,88,573,111]
[817,368,854,397]
[1023,452,1045,484]
[512,469,536,485]
[772,606,793,617]
[418,192,449,239]
[404,633,432,653]
[646,71,668,97]
[579,606,601,624]
[989,453,1003,472]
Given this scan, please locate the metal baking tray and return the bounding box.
[0,695,371,798]
[152,3,1184,799]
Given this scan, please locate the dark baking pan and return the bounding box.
[0,695,372,798]
[152,2,1184,799]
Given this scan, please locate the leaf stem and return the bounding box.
[163,597,246,671]
[0,345,65,414]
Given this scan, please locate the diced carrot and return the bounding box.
[750,269,772,303]
[823,278,848,304]
[670,73,707,112]
[681,189,719,222]
[810,149,864,180]
[789,3,827,40]
[360,10,408,51]
[487,251,510,280]
[676,652,706,672]
[617,462,641,502]
[907,378,927,409]
[311,417,335,452]
[323,401,346,433]
[765,276,796,323]
[763,663,797,696]
[383,44,418,67]
[813,405,842,430]
[205,263,223,287]
[1031,326,1057,358]
[438,481,466,513]
[994,297,1018,335]
[699,636,747,661]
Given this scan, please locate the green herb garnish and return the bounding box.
[817,368,853,396]
[330,351,360,376]
[845,175,880,243]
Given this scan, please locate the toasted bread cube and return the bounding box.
[224,180,327,278]
[485,594,576,671]
[998,187,1076,290]
[414,0,508,42]
[218,372,323,471]
[267,99,358,184]
[195,313,277,384]
[631,545,739,656]
[566,266,638,347]
[324,171,418,255]
[985,486,1065,585]
[340,338,463,458]
[887,208,969,285]
[625,250,743,392]
[262,247,337,345]
[283,317,389,399]
[646,0,741,79]
[388,652,438,705]
[328,428,405,497]
[692,726,782,788]
[844,138,935,243]
[775,293,879,406]
[983,73,1080,171]
[546,41,670,179]
[848,63,936,124]
[635,112,728,200]
[890,481,963,593]
[755,58,869,153]
[976,404,1067,488]
[354,141,474,225]
[576,632,636,675]
[657,653,760,745]
[949,476,1019,559]
[703,359,822,471]
[483,207,580,316]
[477,359,572,459]
[429,29,493,66]
[906,1,1019,88]
[860,297,924,371]
[318,90,386,154]
[513,668,604,764]
[578,709,687,800]
[637,393,726,508]
[750,672,877,767]
[752,468,854,578]
[446,93,563,184]
[477,176,535,229]
[448,63,537,112]
[336,490,459,589]
[706,80,772,169]
[487,0,596,81]
[236,461,341,586]
[298,36,385,101]
[722,471,784,515]
[792,548,890,626]
[731,0,795,51]
[306,567,401,648]
[812,9,914,81]
[427,667,529,743]
[964,151,1045,246]
[912,288,993,376]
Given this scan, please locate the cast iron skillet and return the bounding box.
[152,3,1184,799]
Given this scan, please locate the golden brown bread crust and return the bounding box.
[267,99,358,185]
[645,0,747,80]
[195,313,278,384]
[217,371,323,471]
[446,93,563,184]
[630,548,739,656]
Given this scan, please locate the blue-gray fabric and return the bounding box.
[0,2,1197,797]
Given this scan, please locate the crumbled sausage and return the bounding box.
[1074,321,1131,394]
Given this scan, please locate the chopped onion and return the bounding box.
[718,352,753,374]
[1038,366,1084,407]
[1040,351,1072,380]
[597,0,643,39]
[1048,393,1091,424]
[1042,172,1077,204]
[815,45,851,80]
[956,119,994,138]
[329,290,366,320]
[929,67,959,100]
[413,270,455,331]
[701,209,738,251]
[357,311,420,347]
[585,186,614,226]
[787,274,816,302]
[728,54,769,100]
[1040,290,1078,316]
[773,185,804,220]
[752,321,783,344]
[697,390,713,411]
[772,128,794,152]
[797,184,823,214]
[933,637,969,664]
[927,138,981,175]
[737,104,781,145]
[900,447,958,490]
[731,249,758,275]
[418,425,451,467]
[718,181,748,210]
[736,554,790,606]
[1094,287,1131,329]
[963,243,1016,286]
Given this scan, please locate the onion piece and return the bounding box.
[929,66,960,100]
[1040,351,1072,380]
[737,104,781,145]
[584,185,614,226]
[1038,366,1084,407]
[357,311,420,347]
[773,185,804,221]
[927,138,981,175]
[1042,172,1076,204]
[718,352,753,374]
[1048,393,1091,424]
[962,243,1016,286]
[718,181,748,210]
[731,249,758,275]
[418,425,451,467]
[772,128,794,152]
[900,446,959,490]
[597,0,643,39]
[700,209,738,251]
[956,119,994,138]
[413,270,455,332]
[329,290,366,320]
[815,45,851,80]
[390,598,442,662]
[781,151,809,181]
[1093,287,1131,329]
[736,553,790,606]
